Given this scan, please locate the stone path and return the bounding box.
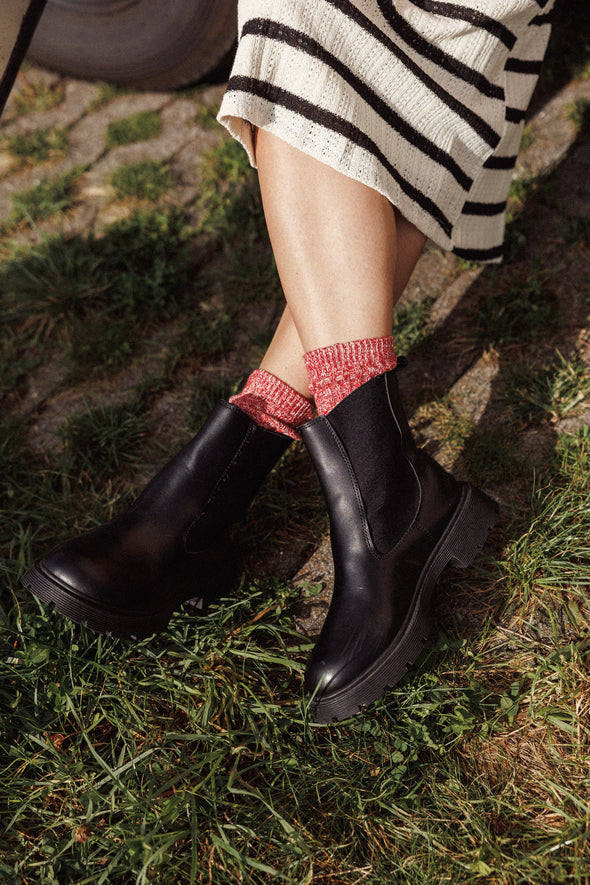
[1,69,227,239]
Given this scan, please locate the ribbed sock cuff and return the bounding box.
[229,369,314,440]
[303,336,397,415]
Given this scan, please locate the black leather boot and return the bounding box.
[21,402,291,638]
[301,367,498,723]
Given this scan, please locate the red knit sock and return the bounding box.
[303,336,397,415]
[229,369,314,440]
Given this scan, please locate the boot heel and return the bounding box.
[447,485,499,569]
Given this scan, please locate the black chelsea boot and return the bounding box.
[21,401,291,638]
[301,367,498,722]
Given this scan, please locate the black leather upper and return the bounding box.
[36,402,291,621]
[301,369,462,698]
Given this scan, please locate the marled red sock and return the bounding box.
[303,336,397,415]
[229,369,314,440]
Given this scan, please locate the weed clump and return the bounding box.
[105,110,161,150]
[568,96,590,141]
[10,74,64,116]
[59,401,149,482]
[196,137,266,246]
[392,296,434,355]
[4,127,68,165]
[8,168,82,225]
[472,270,560,348]
[89,81,129,110]
[110,159,177,202]
[505,352,590,424]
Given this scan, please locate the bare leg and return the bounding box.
[256,132,396,352]
[393,207,428,298]
[249,133,496,724]
[256,131,426,388]
[260,306,311,398]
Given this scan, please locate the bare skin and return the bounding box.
[254,130,426,398]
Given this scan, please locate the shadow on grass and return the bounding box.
[402,92,590,654]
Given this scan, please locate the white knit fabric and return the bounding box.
[218,0,554,262]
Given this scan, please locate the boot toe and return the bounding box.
[22,538,164,638]
[305,655,362,703]
[305,622,392,709]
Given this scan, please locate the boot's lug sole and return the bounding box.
[21,562,219,640]
[310,483,498,724]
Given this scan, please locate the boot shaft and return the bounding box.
[301,369,460,556]
[136,401,291,531]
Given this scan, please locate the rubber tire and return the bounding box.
[27,0,238,89]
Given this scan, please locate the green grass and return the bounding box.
[195,138,267,247]
[559,214,590,247]
[471,269,560,348]
[59,401,150,482]
[9,74,64,116]
[170,308,235,372]
[392,297,434,355]
[497,426,590,613]
[567,97,590,140]
[194,103,221,130]
[105,111,162,150]
[192,137,283,324]
[184,377,238,433]
[3,127,68,165]
[500,169,556,260]
[3,341,589,885]
[464,427,529,487]
[1,551,588,883]
[7,168,82,226]
[89,82,130,111]
[0,208,194,379]
[506,173,547,221]
[518,123,536,153]
[110,160,177,202]
[412,398,474,464]
[0,328,42,398]
[504,352,590,425]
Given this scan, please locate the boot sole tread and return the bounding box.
[21,563,208,640]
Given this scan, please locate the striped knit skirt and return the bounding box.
[218,0,554,262]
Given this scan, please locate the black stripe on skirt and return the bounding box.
[243,18,477,188]
[227,75,455,238]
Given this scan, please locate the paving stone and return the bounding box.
[401,246,459,306]
[2,79,100,136]
[429,268,483,330]
[450,352,501,424]
[558,407,590,435]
